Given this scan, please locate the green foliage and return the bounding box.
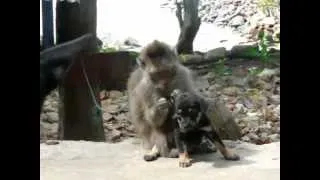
[178,54,189,62]
[242,32,273,65]
[257,0,279,16]
[99,46,118,53]
[129,51,139,59]
[213,58,232,76]
[99,43,119,53]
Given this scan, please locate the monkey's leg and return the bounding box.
[205,130,240,161]
[143,98,171,158]
[174,130,192,168]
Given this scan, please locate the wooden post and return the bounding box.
[42,0,54,49]
[56,0,105,141]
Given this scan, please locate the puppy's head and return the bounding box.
[170,89,202,132]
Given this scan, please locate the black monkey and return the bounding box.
[40,33,101,112]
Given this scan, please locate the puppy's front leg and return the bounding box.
[174,129,192,168]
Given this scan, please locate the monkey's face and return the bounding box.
[137,40,178,91]
[171,92,202,133]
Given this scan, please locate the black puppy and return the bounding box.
[40,33,101,112]
[169,89,240,168]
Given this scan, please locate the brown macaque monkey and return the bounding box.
[127,40,201,161]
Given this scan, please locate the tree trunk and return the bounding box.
[56,0,105,141]
[175,0,201,54]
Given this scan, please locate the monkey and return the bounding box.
[169,89,240,167]
[40,33,101,112]
[127,40,214,161]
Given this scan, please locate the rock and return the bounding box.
[250,79,272,90]
[234,103,247,114]
[273,105,280,118]
[204,47,227,61]
[105,104,120,114]
[103,112,113,122]
[269,134,280,142]
[109,90,123,100]
[241,135,250,142]
[258,122,272,133]
[222,86,240,96]
[180,54,204,63]
[268,95,280,105]
[123,37,141,47]
[259,132,270,144]
[247,132,259,141]
[230,76,248,87]
[204,72,216,83]
[194,76,210,91]
[240,98,254,109]
[228,44,259,59]
[257,68,279,82]
[110,129,122,141]
[45,140,60,145]
[114,113,127,122]
[246,112,260,123]
[261,17,276,25]
[45,112,59,123]
[230,15,245,27]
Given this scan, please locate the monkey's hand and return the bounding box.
[153,98,170,126]
[179,152,192,168]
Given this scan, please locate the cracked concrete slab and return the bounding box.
[40,139,280,180]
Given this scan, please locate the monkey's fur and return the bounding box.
[40,33,100,112]
[169,89,240,168]
[127,40,202,161]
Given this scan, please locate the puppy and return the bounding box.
[169,89,240,168]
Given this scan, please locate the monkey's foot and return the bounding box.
[224,151,240,161]
[179,153,192,168]
[143,145,160,162]
[143,153,159,161]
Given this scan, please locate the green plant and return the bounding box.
[213,58,232,76]
[258,31,270,64]
[257,0,278,16]
[129,51,139,59]
[178,54,189,62]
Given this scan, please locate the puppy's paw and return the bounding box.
[179,153,192,168]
